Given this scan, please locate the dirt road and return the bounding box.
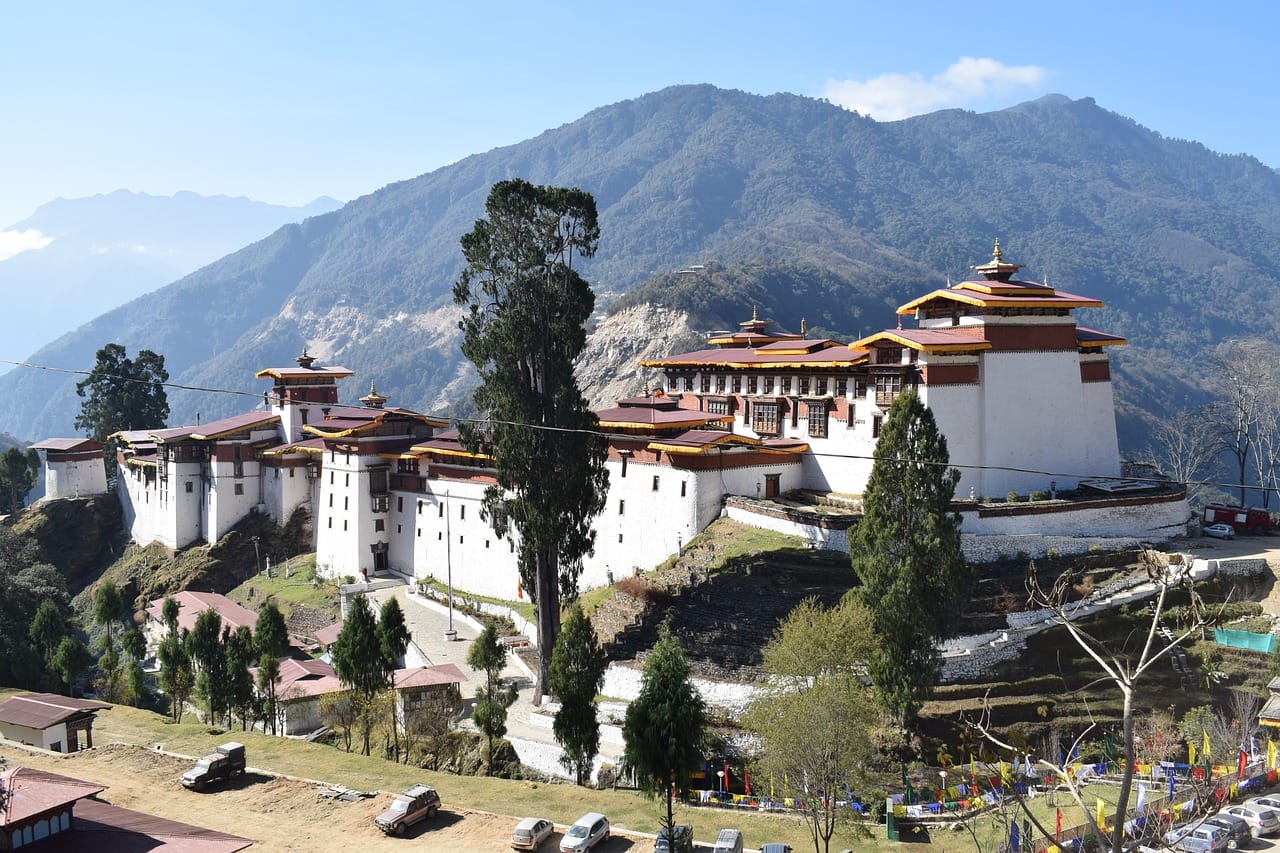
[6,743,645,852]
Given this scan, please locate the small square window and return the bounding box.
[185,481,193,493]
[397,497,403,513]
[619,500,626,515]
[418,500,424,514]
[397,524,402,534]
[485,540,490,549]
[234,483,244,496]
[652,476,660,492]
[438,532,443,540]
[329,494,333,507]
[417,528,421,538]
[375,519,385,532]
[439,503,444,518]
[618,533,624,543]
[681,481,687,497]
[460,505,466,520]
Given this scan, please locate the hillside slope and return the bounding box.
[3,87,1278,453]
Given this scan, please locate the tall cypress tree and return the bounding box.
[849,389,970,726]
[452,179,610,700]
[549,602,607,785]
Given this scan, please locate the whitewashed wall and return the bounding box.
[43,458,107,499]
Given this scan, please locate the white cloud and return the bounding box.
[823,57,1047,121]
[0,229,54,262]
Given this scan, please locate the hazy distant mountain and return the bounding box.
[2,86,1278,456]
[0,190,342,369]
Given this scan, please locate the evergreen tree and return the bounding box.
[452,179,610,699]
[256,655,281,735]
[74,343,169,485]
[622,620,707,836]
[548,602,606,785]
[49,636,92,696]
[0,447,40,514]
[848,389,971,726]
[466,624,517,775]
[158,632,195,722]
[161,595,180,636]
[186,608,228,724]
[331,595,385,754]
[28,598,70,666]
[92,580,124,649]
[225,625,258,730]
[377,596,411,761]
[253,601,290,660]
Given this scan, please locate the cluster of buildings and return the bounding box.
[33,243,1188,603]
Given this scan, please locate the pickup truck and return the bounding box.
[181,742,246,791]
[374,784,441,835]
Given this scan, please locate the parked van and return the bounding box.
[712,828,744,853]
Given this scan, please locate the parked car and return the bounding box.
[560,813,609,852]
[1201,813,1251,848]
[1224,804,1280,838]
[712,828,744,853]
[512,817,554,850]
[655,823,693,852]
[760,845,793,853]
[180,742,246,791]
[1164,823,1229,853]
[374,784,440,835]
[1247,795,1280,813]
[1204,523,1235,539]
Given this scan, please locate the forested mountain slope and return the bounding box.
[3,86,1277,454]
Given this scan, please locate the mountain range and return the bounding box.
[2,85,1279,461]
[0,191,341,373]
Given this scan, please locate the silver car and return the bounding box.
[1224,804,1280,838]
[560,812,609,852]
[511,817,554,850]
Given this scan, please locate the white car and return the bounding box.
[1224,804,1280,838]
[560,812,609,852]
[1203,522,1235,539]
[1248,795,1280,812]
[511,817,554,850]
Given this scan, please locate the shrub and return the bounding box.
[1007,490,1020,503]
[1045,547,1061,559]
[1029,490,1048,501]
[614,576,672,607]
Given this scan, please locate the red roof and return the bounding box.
[640,343,867,369]
[313,621,343,647]
[0,694,110,730]
[29,438,103,452]
[896,279,1103,313]
[255,365,354,380]
[70,797,254,851]
[852,326,991,352]
[1076,326,1127,346]
[150,412,280,443]
[145,592,260,636]
[393,663,467,689]
[0,767,105,825]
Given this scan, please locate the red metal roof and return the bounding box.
[639,343,868,369]
[58,795,254,851]
[852,326,991,352]
[393,663,468,689]
[896,279,1103,313]
[0,767,105,825]
[0,694,110,730]
[313,621,343,647]
[29,438,103,452]
[1075,326,1127,346]
[145,592,260,636]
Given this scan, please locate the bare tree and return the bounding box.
[1140,410,1221,506]
[1209,339,1280,506]
[973,552,1209,853]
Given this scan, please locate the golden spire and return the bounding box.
[992,238,1003,262]
[752,304,759,322]
[801,317,808,337]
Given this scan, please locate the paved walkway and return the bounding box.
[365,586,625,778]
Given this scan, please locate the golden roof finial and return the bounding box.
[369,381,378,395]
[800,317,808,337]
[992,238,1003,262]
[752,304,759,322]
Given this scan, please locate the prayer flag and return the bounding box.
[1096,798,1106,829]
[1269,739,1277,771]
[1203,729,1211,758]
[1188,741,1196,766]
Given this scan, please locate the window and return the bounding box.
[300,408,309,424]
[652,476,660,492]
[329,471,334,484]
[681,481,687,497]
[329,494,333,508]
[848,403,856,424]
[439,503,444,517]
[621,456,628,477]
[751,401,780,435]
[397,524,402,534]
[418,500,423,514]
[731,375,741,393]
[816,377,828,396]
[877,346,903,365]
[234,483,244,496]
[700,375,711,392]
[872,415,883,438]
[835,378,847,397]
[460,505,466,520]
[706,399,730,416]
[781,376,792,394]
[747,375,757,394]
[375,519,385,532]
[715,375,726,393]
[344,496,349,510]
[807,404,829,438]
[369,467,389,495]
[185,481,193,493]
[343,520,348,531]
[762,376,773,394]
[798,377,810,395]
[618,533,624,543]
[485,540,490,548]
[417,528,421,537]
[328,517,332,529]
[438,532,443,540]
[875,372,903,406]
[397,496,403,512]
[345,473,350,487]
[619,500,625,515]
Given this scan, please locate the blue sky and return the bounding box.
[3,1,1277,241]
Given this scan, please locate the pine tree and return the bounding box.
[452,179,610,700]
[331,595,386,754]
[549,603,606,785]
[848,389,970,726]
[622,620,707,836]
[466,624,517,775]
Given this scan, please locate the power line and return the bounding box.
[0,356,1248,496]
